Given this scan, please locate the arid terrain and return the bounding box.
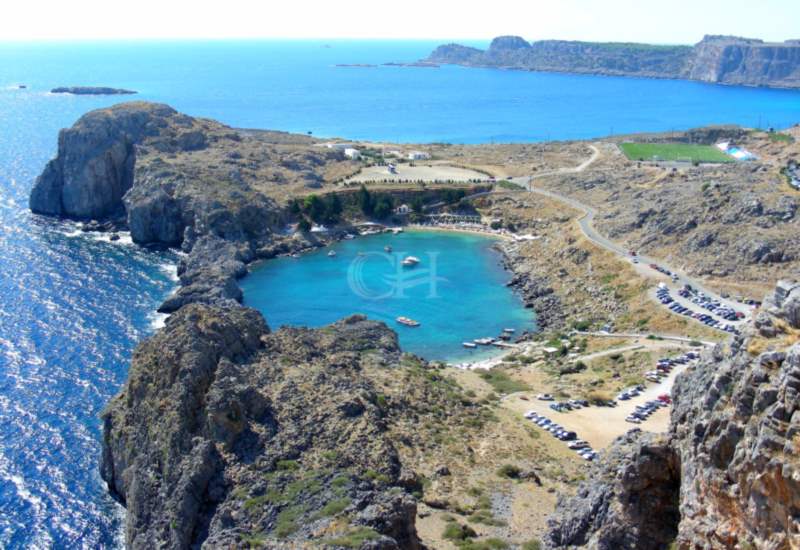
[30,102,800,548]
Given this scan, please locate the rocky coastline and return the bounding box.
[426,34,800,90]
[30,101,800,549]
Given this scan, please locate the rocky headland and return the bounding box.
[426,35,800,89]
[51,86,138,95]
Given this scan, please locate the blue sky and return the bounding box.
[2,0,799,42]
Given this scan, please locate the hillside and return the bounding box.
[426,35,800,89]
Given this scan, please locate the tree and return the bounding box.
[324,193,343,223]
[357,185,373,216]
[303,194,326,223]
[411,197,424,214]
[373,195,394,220]
[288,198,301,215]
[297,217,311,232]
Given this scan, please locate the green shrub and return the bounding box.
[325,527,381,548]
[442,522,477,542]
[319,497,351,517]
[522,539,542,550]
[496,464,521,479]
[478,370,530,394]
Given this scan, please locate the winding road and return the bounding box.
[518,145,750,328]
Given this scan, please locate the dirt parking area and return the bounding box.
[503,360,691,450]
[346,163,488,183]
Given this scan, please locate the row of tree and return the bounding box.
[291,186,469,231]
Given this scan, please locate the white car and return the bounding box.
[524,410,539,419]
[537,393,555,401]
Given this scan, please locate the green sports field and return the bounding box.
[619,142,734,163]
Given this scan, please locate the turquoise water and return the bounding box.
[241,230,535,362]
[0,39,798,548]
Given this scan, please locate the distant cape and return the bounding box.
[425,35,800,89]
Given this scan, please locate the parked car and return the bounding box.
[537,393,554,401]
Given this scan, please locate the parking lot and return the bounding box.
[631,257,750,333]
[507,351,698,450]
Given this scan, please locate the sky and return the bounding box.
[2,0,799,43]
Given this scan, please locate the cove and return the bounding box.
[241,230,536,362]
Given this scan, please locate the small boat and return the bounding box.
[503,328,516,333]
[384,245,392,253]
[402,256,420,267]
[463,342,477,349]
[396,316,420,327]
[328,250,337,257]
[291,253,300,258]
[344,234,355,240]
[473,338,494,346]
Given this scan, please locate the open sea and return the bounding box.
[1,39,799,548]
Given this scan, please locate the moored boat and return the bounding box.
[402,255,420,267]
[396,316,420,327]
[327,250,336,257]
[463,342,477,349]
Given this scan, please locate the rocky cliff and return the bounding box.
[101,306,431,548]
[546,280,800,549]
[30,102,361,312]
[427,35,800,89]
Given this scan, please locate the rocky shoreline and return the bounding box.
[29,101,800,549]
[426,34,800,90]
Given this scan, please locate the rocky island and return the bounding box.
[50,86,137,95]
[426,35,800,89]
[30,102,800,548]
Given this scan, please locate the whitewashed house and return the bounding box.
[344,148,362,160]
[394,204,410,215]
[407,150,430,160]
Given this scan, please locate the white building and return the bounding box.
[407,150,430,160]
[394,204,410,215]
[344,148,361,160]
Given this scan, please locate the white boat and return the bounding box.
[463,342,477,349]
[396,316,420,327]
[402,256,420,267]
[473,338,494,346]
[503,328,516,333]
[327,250,337,257]
[384,245,392,253]
[344,234,355,240]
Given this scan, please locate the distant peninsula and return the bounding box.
[51,86,137,95]
[425,35,800,89]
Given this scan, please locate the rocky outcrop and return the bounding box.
[29,103,187,218]
[29,102,360,310]
[426,35,800,89]
[101,306,427,549]
[547,280,800,549]
[51,86,137,95]
[546,431,680,549]
[685,35,800,89]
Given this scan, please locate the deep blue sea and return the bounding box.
[1,39,799,548]
[241,230,535,362]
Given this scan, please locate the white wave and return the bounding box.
[158,262,179,282]
[148,311,169,331]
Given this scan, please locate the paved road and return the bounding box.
[519,146,750,329]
